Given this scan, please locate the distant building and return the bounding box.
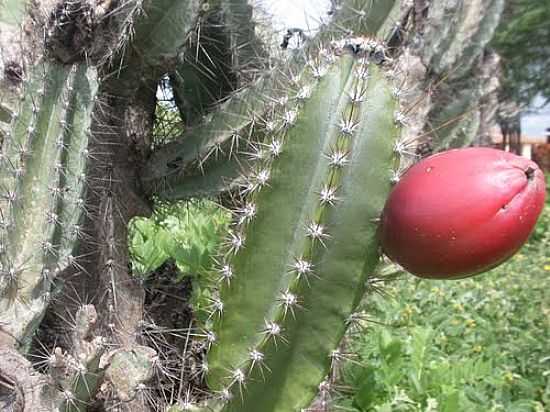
[489,127,547,159]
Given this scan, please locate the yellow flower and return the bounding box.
[504,371,514,383]
[544,264,550,271]
[402,305,414,318]
[472,345,482,353]
[453,303,464,312]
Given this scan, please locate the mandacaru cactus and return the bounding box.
[0,62,97,349]
[395,0,506,152]
[204,40,401,412]
[0,0,519,411]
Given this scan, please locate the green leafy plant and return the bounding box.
[339,217,550,411]
[129,200,230,277]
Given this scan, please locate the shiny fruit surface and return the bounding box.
[380,148,546,279]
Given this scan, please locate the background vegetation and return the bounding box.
[493,0,550,106]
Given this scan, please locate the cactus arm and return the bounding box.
[418,0,505,79]
[129,0,203,66]
[6,63,70,266]
[200,42,400,412]
[154,155,247,200]
[0,63,69,346]
[274,65,398,406]
[222,64,399,412]
[53,64,97,269]
[141,63,298,195]
[171,0,265,124]
[0,62,97,349]
[207,55,357,391]
[1,62,71,314]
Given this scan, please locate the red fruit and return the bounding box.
[380,148,546,279]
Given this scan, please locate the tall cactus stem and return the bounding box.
[0,62,97,349]
[203,38,401,412]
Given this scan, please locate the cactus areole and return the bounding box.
[381,148,546,279]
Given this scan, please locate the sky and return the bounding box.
[264,0,548,138]
[262,0,331,35]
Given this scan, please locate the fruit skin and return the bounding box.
[380,148,546,279]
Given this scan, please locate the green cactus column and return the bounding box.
[171,0,266,125]
[399,0,506,151]
[0,62,97,349]
[201,38,402,412]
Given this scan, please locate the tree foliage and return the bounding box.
[493,0,550,106]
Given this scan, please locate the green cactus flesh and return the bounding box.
[141,0,401,202]
[328,0,397,37]
[170,0,263,123]
[431,85,483,151]
[130,0,203,66]
[0,62,97,348]
[203,40,401,412]
[423,0,505,78]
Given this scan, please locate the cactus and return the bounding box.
[0,0,509,411]
[142,0,399,201]
[170,0,267,124]
[0,62,97,349]
[419,0,505,79]
[205,42,401,411]
[396,0,506,151]
[0,0,33,142]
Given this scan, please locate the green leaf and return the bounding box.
[440,389,460,412]
[353,366,379,411]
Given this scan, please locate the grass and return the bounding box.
[338,182,550,412]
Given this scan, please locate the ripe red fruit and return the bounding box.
[380,148,546,279]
